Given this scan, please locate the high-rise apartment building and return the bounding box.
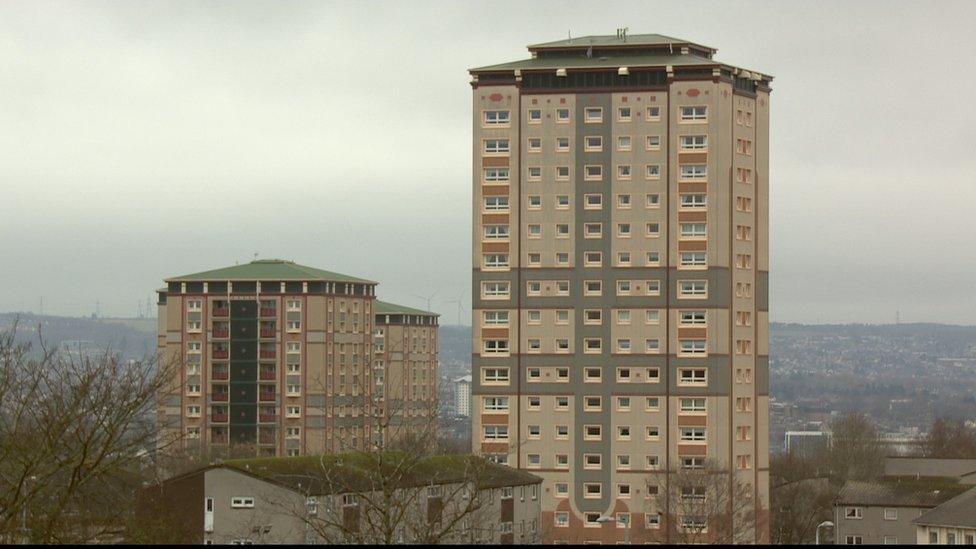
[469,33,771,543]
[157,259,438,458]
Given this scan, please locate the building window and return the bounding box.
[231,497,255,509]
[646,105,661,121]
[680,105,707,121]
[645,135,661,150]
[680,135,708,150]
[845,507,863,520]
[846,535,864,545]
[680,164,707,180]
[617,106,631,121]
[483,138,510,154]
[584,107,603,123]
[645,164,661,179]
[556,108,570,122]
[584,165,603,181]
[483,168,510,182]
[617,135,632,151]
[678,368,707,385]
[528,109,542,123]
[680,193,706,209]
[484,110,510,126]
[584,135,602,151]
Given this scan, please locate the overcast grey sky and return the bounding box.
[1,0,975,325]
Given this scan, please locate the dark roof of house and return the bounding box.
[164,259,375,284]
[527,33,715,53]
[374,300,437,317]
[885,456,976,479]
[470,52,717,73]
[213,453,541,496]
[470,33,772,80]
[836,478,970,508]
[914,487,976,528]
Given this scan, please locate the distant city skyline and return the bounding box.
[1,0,975,324]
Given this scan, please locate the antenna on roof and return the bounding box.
[616,27,628,41]
[669,41,674,54]
[253,252,259,261]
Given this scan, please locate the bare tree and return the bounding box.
[924,417,976,458]
[264,451,502,544]
[652,462,757,544]
[0,320,178,544]
[820,412,885,483]
[770,452,837,544]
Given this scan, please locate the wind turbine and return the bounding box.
[412,290,439,313]
[443,289,467,326]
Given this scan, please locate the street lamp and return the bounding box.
[816,520,834,545]
[597,515,630,544]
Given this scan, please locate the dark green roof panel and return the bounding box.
[166,259,374,284]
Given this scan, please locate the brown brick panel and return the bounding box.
[482,242,509,253]
[482,213,510,224]
[678,240,707,252]
[482,328,509,339]
[481,442,509,453]
[678,210,707,222]
[678,152,707,164]
[482,156,510,168]
[481,413,509,425]
[678,327,707,339]
[482,185,510,196]
[678,182,708,193]
[677,415,707,427]
[677,444,707,456]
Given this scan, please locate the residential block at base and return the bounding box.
[156,259,438,458]
[833,479,969,545]
[469,32,772,543]
[138,454,543,544]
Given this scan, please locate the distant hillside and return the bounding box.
[0,313,156,360]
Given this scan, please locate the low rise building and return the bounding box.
[833,479,969,545]
[885,457,976,484]
[914,487,976,544]
[139,453,543,544]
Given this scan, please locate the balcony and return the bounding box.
[259,392,276,402]
[213,350,229,360]
[212,387,229,402]
[212,435,228,444]
[212,303,229,317]
[260,326,276,339]
[212,322,230,339]
[259,413,277,423]
[258,428,276,445]
[259,368,277,381]
[211,369,229,381]
[211,414,228,423]
[260,307,277,318]
[258,343,278,360]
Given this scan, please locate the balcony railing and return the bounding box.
[212,329,229,339]
[259,370,276,381]
[259,392,276,402]
[260,307,277,317]
[211,370,229,381]
[212,393,229,402]
[212,435,228,444]
[259,414,277,423]
[211,414,228,423]
[213,350,229,359]
[213,307,229,317]
[259,435,276,445]
[260,329,276,338]
[259,350,276,359]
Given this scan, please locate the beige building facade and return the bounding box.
[156,259,438,458]
[469,32,772,543]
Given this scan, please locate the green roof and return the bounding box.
[222,452,541,495]
[527,33,715,53]
[375,300,437,317]
[165,259,375,284]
